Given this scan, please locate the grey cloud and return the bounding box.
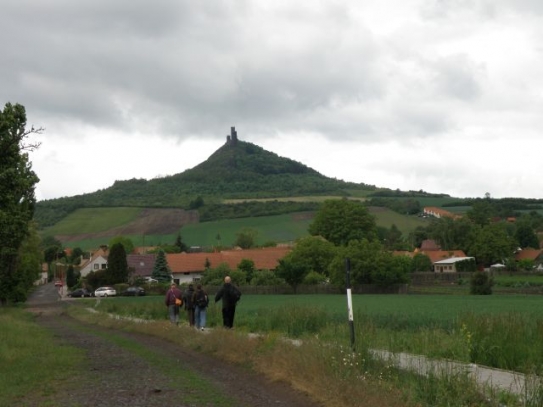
[431,55,483,101]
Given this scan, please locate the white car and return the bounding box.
[94,286,117,297]
[143,277,158,284]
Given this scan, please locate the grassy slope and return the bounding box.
[41,207,143,235]
[41,204,428,250]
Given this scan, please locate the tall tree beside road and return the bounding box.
[0,103,42,305]
[308,199,377,246]
[107,242,128,283]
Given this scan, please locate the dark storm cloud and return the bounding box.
[1,0,390,140]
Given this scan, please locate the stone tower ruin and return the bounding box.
[226,126,238,144]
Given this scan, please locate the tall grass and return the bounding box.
[90,294,543,374]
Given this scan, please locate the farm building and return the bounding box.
[167,247,291,285]
[433,257,475,273]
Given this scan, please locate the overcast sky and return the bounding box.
[2,0,542,201]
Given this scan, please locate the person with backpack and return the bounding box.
[192,284,209,331]
[182,284,196,327]
[214,276,241,328]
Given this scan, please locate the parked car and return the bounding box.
[122,286,146,296]
[68,288,93,298]
[94,286,117,297]
[143,277,158,284]
[54,280,63,287]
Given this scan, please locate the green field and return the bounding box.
[40,204,428,250]
[92,292,543,375]
[99,293,543,331]
[41,207,142,235]
[370,207,428,232]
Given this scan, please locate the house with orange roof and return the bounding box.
[515,248,543,270]
[167,247,291,284]
[78,247,109,277]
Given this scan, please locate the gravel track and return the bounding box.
[26,284,322,407]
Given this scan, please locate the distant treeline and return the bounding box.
[443,197,543,217]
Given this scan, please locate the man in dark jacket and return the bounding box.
[214,276,241,328]
[182,284,196,327]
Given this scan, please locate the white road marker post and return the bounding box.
[345,258,355,351]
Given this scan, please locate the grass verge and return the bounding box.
[0,307,84,406]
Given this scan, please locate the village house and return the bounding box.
[127,254,156,280]
[78,247,108,277]
[166,247,291,285]
[515,248,543,271]
[394,239,472,272]
[433,256,475,273]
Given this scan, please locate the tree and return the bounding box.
[66,265,76,288]
[0,103,42,305]
[152,250,172,282]
[382,224,404,250]
[308,199,377,246]
[466,201,495,226]
[250,269,287,286]
[107,242,128,283]
[70,247,84,264]
[411,253,432,272]
[235,228,258,249]
[109,236,134,255]
[11,221,42,302]
[514,221,540,249]
[174,233,188,253]
[468,223,516,267]
[470,272,493,295]
[237,259,256,283]
[428,216,475,252]
[275,257,310,293]
[201,263,246,286]
[287,236,337,276]
[328,239,409,287]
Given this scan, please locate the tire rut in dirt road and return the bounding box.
[32,307,322,407]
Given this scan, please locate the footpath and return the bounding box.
[370,349,532,397]
[61,290,537,400]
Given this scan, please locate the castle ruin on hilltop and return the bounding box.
[226,126,238,145]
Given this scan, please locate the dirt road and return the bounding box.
[26,284,322,407]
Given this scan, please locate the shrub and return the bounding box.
[470,272,493,295]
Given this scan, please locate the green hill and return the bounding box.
[34,135,376,228]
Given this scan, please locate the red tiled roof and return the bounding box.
[515,248,543,261]
[167,247,291,273]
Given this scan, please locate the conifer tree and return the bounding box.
[152,250,171,282]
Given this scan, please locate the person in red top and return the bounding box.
[165,282,183,325]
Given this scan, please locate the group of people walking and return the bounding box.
[165,276,241,330]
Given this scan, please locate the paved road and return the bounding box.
[370,348,530,397]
